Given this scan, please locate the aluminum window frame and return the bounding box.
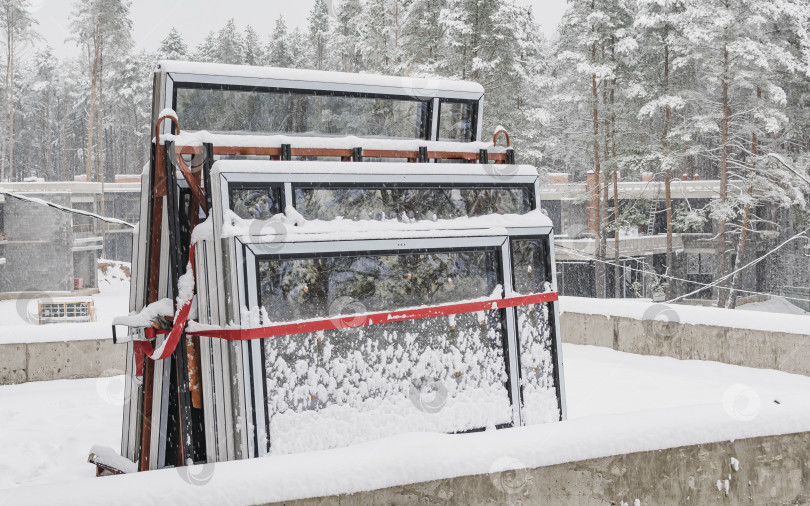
[172,82,435,141]
[124,166,556,466]
[225,225,560,457]
[436,98,480,144]
[508,234,567,421]
[153,68,485,142]
[216,170,541,222]
[208,168,554,459]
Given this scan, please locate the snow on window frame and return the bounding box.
[229,231,562,456]
[153,62,485,143]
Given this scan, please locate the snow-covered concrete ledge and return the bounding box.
[0,262,130,384]
[278,432,810,505]
[3,344,809,503]
[3,406,809,505]
[559,296,810,376]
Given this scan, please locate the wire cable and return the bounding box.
[555,241,810,305]
[0,188,135,229]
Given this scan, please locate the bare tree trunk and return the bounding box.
[591,43,604,298]
[85,26,100,181]
[726,184,753,309]
[97,44,104,183]
[726,87,760,308]
[662,43,674,299]
[1,10,9,182]
[683,102,693,180]
[45,88,52,180]
[716,43,730,306]
[59,96,67,181]
[602,78,610,297]
[7,16,15,182]
[611,72,620,298]
[98,45,106,236]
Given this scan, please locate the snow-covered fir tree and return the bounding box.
[0,0,808,302]
[158,27,188,61]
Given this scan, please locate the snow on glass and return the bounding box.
[512,238,560,424]
[256,248,512,454]
[234,236,560,454]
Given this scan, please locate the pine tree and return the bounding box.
[358,0,414,74]
[0,0,37,182]
[267,16,293,68]
[158,27,188,60]
[307,0,332,70]
[553,0,628,297]
[194,32,218,63]
[242,25,265,66]
[69,0,133,183]
[683,0,808,305]
[635,0,688,298]
[402,0,447,74]
[333,0,364,72]
[287,27,308,69]
[215,19,244,64]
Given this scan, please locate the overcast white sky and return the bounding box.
[31,0,567,60]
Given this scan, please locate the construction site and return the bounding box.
[0,59,807,506]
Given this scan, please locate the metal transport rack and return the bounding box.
[105,61,565,474]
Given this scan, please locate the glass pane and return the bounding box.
[259,250,501,321]
[294,186,532,222]
[176,87,429,139]
[511,238,559,424]
[686,253,700,275]
[438,101,475,142]
[699,253,715,274]
[511,238,551,294]
[230,186,283,220]
[257,249,512,453]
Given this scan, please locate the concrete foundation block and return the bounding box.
[0,343,27,384]
[270,432,810,505]
[25,339,126,382]
[560,312,614,348]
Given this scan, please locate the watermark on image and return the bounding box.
[722,383,761,422]
[408,380,448,414]
[15,290,54,325]
[483,161,520,180]
[641,303,680,340]
[325,0,337,19]
[177,462,216,486]
[401,76,441,100]
[96,369,130,407]
[328,296,368,331]
[247,220,289,252]
[489,456,530,495]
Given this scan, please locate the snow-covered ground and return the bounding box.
[561,296,809,335]
[1,268,809,503]
[737,296,807,315]
[2,344,810,504]
[0,376,123,490]
[0,261,130,345]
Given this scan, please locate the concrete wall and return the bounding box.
[560,311,810,377]
[0,193,75,292]
[271,431,810,505]
[0,339,126,385]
